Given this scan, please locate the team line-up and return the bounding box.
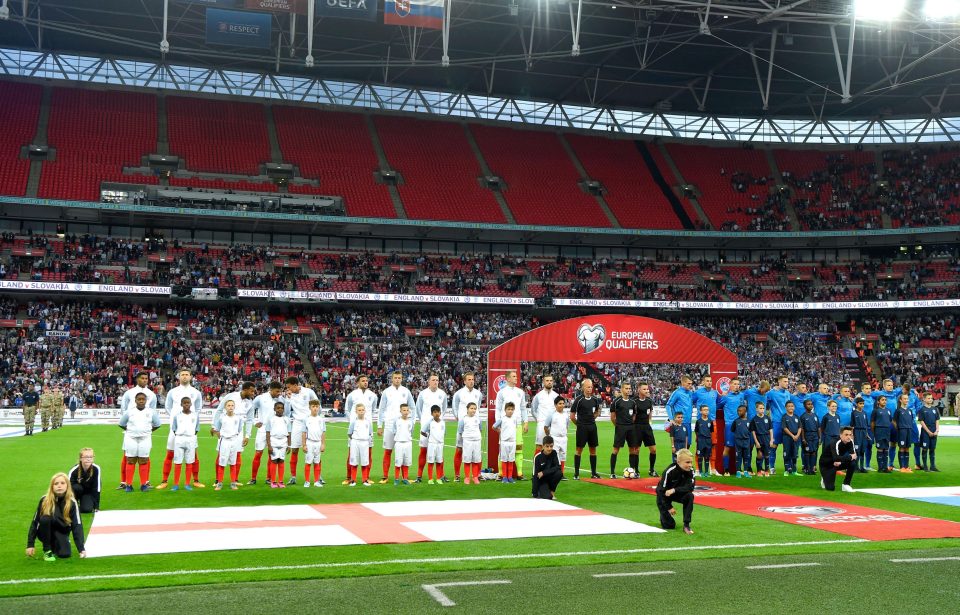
[111,368,942,493]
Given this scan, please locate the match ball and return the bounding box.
[622,467,637,479]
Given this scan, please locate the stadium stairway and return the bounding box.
[25,86,52,198]
[643,141,706,229]
[579,362,613,394]
[156,94,169,156]
[364,115,407,219]
[556,134,621,228]
[264,104,283,164]
[462,123,516,224]
[763,149,800,230]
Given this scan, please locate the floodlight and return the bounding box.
[923,0,960,20]
[854,0,906,21]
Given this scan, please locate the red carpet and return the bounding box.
[585,478,960,541]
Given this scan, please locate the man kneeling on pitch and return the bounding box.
[656,448,695,535]
[819,426,857,492]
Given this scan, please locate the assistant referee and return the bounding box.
[634,381,658,477]
[570,378,601,480]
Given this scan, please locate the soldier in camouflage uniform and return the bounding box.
[51,386,66,428]
[38,386,54,432]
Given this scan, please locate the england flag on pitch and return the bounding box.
[384,0,444,30]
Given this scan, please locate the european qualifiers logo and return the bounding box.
[577,323,605,354]
[761,505,922,525]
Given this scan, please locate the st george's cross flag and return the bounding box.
[82,498,662,557]
[384,0,444,30]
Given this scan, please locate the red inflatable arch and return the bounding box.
[486,314,739,468]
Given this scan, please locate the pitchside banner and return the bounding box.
[206,8,272,49]
[316,0,379,20]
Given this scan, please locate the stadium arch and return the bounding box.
[486,314,738,468]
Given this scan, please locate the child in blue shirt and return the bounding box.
[918,392,940,472]
[668,412,689,464]
[694,405,714,478]
[749,403,772,476]
[732,406,752,478]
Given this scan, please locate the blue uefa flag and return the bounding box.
[206,8,272,49]
[315,0,378,21]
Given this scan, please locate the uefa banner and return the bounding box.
[206,7,273,49]
[316,0,379,20]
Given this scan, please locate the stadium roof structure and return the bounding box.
[2,0,960,125]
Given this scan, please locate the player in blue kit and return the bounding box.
[834,386,855,428]
[918,392,940,472]
[820,400,841,457]
[851,397,871,472]
[857,384,876,471]
[781,401,801,476]
[810,383,833,421]
[799,399,820,475]
[749,403,772,477]
[870,395,893,473]
[665,376,695,448]
[902,383,923,470]
[765,376,791,475]
[718,378,746,475]
[694,405,714,477]
[873,379,901,469]
[732,406,752,478]
[743,380,770,421]
[668,412,690,463]
[893,394,915,473]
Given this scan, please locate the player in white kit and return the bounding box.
[422,405,447,484]
[348,404,374,486]
[266,401,289,488]
[159,369,204,489]
[531,374,559,454]
[117,372,158,490]
[248,381,287,485]
[392,404,414,485]
[211,382,256,486]
[377,371,416,483]
[213,400,246,490]
[544,397,569,473]
[284,376,319,485]
[343,375,378,485]
[302,400,326,487]
[117,392,161,492]
[415,374,448,483]
[169,396,199,491]
[494,370,528,478]
[494,402,520,483]
[452,372,483,482]
[457,402,483,484]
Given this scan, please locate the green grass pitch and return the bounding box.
[2,421,959,609]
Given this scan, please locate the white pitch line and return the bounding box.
[0,539,866,586]
[422,580,511,607]
[889,556,960,563]
[745,562,821,570]
[593,571,675,578]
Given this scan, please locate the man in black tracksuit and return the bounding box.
[818,426,857,492]
[655,448,695,534]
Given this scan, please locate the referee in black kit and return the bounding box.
[570,378,601,480]
[610,382,639,478]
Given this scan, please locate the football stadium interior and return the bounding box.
[1,0,960,611]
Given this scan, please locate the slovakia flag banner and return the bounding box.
[384,0,444,30]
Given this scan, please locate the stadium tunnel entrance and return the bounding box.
[486,315,739,469]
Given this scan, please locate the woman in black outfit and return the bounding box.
[69,448,101,513]
[26,473,86,560]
